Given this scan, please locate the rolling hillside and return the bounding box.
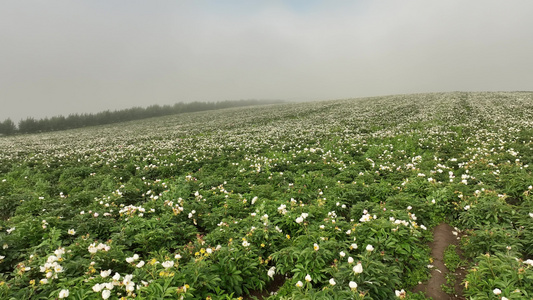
[1,92,533,299]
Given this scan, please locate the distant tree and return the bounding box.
[18,117,39,134]
[37,117,52,132]
[7,99,283,135]
[66,114,83,129]
[0,118,16,135]
[49,115,67,131]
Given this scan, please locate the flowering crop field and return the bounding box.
[1,92,533,299]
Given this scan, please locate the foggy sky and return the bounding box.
[1,1,532,122]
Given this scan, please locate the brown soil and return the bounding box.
[245,274,285,300]
[413,223,466,300]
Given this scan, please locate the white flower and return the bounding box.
[296,281,303,287]
[313,243,319,251]
[242,240,250,247]
[502,297,508,300]
[6,227,15,234]
[267,266,276,278]
[102,289,111,299]
[529,212,533,218]
[524,259,533,266]
[67,229,76,235]
[92,283,104,292]
[124,274,138,287]
[174,254,182,259]
[104,282,114,290]
[493,288,501,295]
[464,205,471,211]
[349,281,357,290]
[125,283,135,292]
[395,289,406,298]
[366,244,374,252]
[112,272,121,281]
[295,216,304,224]
[350,243,358,250]
[206,248,212,254]
[339,251,346,257]
[88,243,98,254]
[126,257,135,263]
[353,262,363,274]
[162,261,174,269]
[347,257,354,264]
[58,289,69,298]
[329,278,336,286]
[305,274,312,282]
[101,269,112,278]
[359,213,372,222]
[136,260,145,268]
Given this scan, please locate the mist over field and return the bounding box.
[2,1,533,297]
[1,0,533,122]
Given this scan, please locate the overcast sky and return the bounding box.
[1,1,532,122]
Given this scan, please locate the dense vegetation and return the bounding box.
[0,99,282,135]
[1,92,533,299]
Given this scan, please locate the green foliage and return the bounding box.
[1,92,533,298]
[460,225,522,259]
[443,245,462,272]
[463,253,533,299]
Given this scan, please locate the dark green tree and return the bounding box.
[0,118,16,135]
[18,117,39,134]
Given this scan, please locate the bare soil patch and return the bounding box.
[413,223,466,300]
[245,274,285,300]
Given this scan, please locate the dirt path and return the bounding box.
[248,223,466,300]
[245,274,285,300]
[413,223,466,300]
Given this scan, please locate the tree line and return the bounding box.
[0,99,283,136]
